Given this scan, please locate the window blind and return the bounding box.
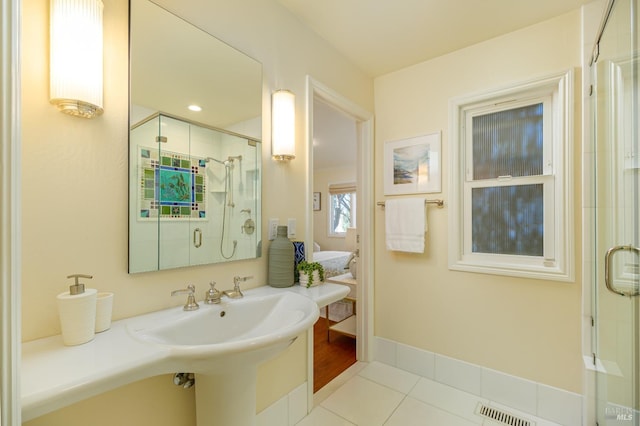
[328,182,356,195]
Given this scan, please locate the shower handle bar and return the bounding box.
[604,244,640,297]
[194,228,202,248]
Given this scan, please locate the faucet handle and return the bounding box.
[171,284,199,311]
[171,284,196,296]
[205,281,221,304]
[233,275,253,287]
[225,276,252,299]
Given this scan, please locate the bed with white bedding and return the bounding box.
[313,250,352,278]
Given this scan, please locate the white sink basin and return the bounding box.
[127,290,320,425]
[127,291,319,371]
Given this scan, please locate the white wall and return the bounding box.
[373,10,584,393]
[20,0,373,423]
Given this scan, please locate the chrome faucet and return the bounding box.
[171,284,199,311]
[223,275,253,299]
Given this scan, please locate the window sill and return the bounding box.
[449,260,572,282]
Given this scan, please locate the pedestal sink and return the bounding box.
[127,291,319,425]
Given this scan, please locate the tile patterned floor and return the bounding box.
[298,361,562,426]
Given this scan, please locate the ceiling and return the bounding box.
[277,0,595,78]
[313,98,357,170]
[296,0,596,171]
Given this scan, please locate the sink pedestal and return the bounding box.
[195,367,258,426]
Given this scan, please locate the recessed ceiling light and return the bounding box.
[188,105,202,112]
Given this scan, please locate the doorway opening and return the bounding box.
[305,76,374,403]
[311,96,358,391]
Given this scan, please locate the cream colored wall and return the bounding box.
[374,11,583,393]
[20,0,372,423]
[23,376,196,426]
[312,166,356,251]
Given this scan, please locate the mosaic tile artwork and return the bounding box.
[138,147,207,220]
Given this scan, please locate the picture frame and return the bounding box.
[313,192,321,211]
[384,132,441,195]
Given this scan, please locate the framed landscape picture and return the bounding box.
[384,132,441,195]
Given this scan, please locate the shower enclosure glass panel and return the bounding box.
[129,114,261,272]
[592,0,640,423]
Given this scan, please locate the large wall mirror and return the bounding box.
[128,0,263,273]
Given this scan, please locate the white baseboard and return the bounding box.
[374,336,584,426]
[256,337,586,425]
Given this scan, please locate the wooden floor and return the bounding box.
[313,316,357,393]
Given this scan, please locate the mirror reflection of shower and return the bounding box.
[206,155,242,207]
[206,155,243,259]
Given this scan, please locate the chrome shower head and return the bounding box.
[205,157,225,165]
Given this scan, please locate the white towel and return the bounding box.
[385,198,426,253]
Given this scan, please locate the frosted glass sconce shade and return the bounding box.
[271,89,296,161]
[50,0,104,118]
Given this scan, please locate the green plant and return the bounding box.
[296,261,325,287]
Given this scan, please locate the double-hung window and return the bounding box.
[328,182,356,237]
[449,72,573,281]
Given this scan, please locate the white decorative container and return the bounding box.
[299,270,323,288]
[57,288,97,346]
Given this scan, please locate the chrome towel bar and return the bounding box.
[377,199,444,208]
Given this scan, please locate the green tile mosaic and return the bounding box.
[139,147,207,221]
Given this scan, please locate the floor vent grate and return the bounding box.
[475,403,534,426]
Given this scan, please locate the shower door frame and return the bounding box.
[589,0,640,423]
[0,0,22,424]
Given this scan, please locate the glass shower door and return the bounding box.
[592,0,640,424]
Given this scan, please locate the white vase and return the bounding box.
[299,270,322,287]
[349,257,357,279]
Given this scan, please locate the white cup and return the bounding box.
[95,292,114,333]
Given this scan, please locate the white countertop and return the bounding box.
[22,283,349,422]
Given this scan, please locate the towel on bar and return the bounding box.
[385,197,426,253]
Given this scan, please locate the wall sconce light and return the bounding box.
[271,89,296,161]
[50,0,104,118]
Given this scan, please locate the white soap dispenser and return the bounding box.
[57,274,98,346]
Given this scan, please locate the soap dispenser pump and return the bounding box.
[69,273,91,295]
[57,274,98,346]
